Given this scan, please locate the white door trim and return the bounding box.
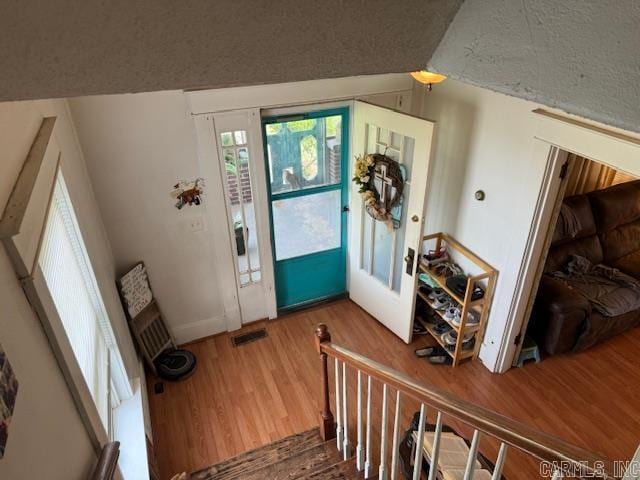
[495,109,640,373]
[187,74,412,115]
[192,114,243,331]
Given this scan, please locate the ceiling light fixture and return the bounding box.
[410,70,447,91]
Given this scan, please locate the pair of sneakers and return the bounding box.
[445,308,480,328]
[442,330,476,351]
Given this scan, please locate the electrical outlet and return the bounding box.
[188,215,205,232]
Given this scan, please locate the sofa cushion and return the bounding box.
[598,218,640,262]
[551,194,597,245]
[610,249,640,279]
[588,179,640,232]
[545,235,603,273]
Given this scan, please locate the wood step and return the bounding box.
[191,428,324,480]
[236,441,342,480]
[302,458,359,479]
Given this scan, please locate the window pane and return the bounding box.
[234,130,247,145]
[220,133,261,287]
[272,189,341,260]
[300,135,318,180]
[39,177,111,430]
[265,114,341,194]
[220,131,234,147]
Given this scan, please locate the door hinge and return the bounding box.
[514,333,522,346]
[559,161,569,179]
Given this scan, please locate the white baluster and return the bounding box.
[463,430,481,480]
[335,358,342,452]
[390,390,402,480]
[364,375,373,479]
[552,468,563,480]
[491,443,508,480]
[427,412,443,480]
[356,370,364,471]
[342,362,349,459]
[412,404,426,480]
[379,384,389,480]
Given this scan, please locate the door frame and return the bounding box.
[495,109,640,373]
[188,76,413,329]
[261,106,350,310]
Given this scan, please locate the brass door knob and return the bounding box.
[411,214,420,222]
[404,255,411,262]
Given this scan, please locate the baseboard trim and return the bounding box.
[172,316,226,345]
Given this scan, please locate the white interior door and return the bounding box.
[349,101,434,343]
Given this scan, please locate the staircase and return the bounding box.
[191,428,363,480]
[186,324,624,480]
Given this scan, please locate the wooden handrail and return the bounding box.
[315,324,618,479]
[89,441,120,480]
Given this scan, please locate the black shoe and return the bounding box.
[428,354,453,365]
[414,345,445,358]
[432,322,452,335]
[413,322,428,335]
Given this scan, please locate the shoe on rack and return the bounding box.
[442,330,474,346]
[414,345,446,358]
[432,321,452,335]
[413,322,428,335]
[427,288,444,301]
[451,310,480,328]
[443,307,461,323]
[445,337,476,352]
[431,294,451,310]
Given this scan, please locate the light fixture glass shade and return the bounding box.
[410,70,447,85]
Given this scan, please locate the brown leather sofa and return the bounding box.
[530,180,640,354]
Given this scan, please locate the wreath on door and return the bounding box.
[353,153,405,227]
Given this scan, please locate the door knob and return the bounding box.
[404,255,411,262]
[411,214,420,222]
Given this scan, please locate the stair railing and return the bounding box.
[315,324,619,480]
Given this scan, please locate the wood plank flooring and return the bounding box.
[146,299,640,479]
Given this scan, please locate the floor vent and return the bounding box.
[231,328,268,347]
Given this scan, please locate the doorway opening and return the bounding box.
[514,151,640,366]
[262,108,349,310]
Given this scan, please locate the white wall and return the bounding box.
[0,99,138,478]
[69,92,226,344]
[420,79,548,370]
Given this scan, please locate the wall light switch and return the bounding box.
[188,215,205,232]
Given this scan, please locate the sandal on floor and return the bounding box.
[414,346,445,358]
[428,354,453,365]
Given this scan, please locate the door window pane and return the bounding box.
[220,130,261,286]
[265,114,342,194]
[360,124,415,292]
[272,189,341,260]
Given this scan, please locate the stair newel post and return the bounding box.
[315,324,336,442]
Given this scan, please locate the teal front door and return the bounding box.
[263,108,349,309]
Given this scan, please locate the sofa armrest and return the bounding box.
[532,275,592,354]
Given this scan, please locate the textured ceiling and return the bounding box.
[428,0,640,133]
[0,0,463,101]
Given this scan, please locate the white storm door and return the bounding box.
[349,101,434,343]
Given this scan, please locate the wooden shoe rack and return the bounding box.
[415,232,498,366]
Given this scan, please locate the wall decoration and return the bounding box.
[0,341,19,459]
[117,262,153,319]
[171,178,205,210]
[353,153,405,229]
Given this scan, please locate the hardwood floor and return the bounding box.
[147,299,640,479]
